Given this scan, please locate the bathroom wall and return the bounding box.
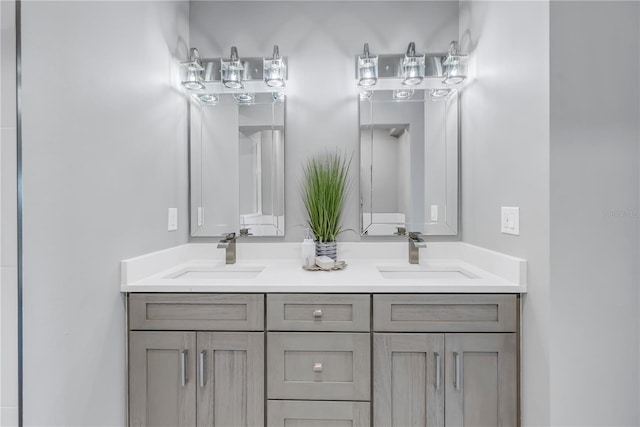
[550,2,640,425]
[20,1,190,425]
[0,1,18,425]
[458,1,550,425]
[189,1,460,242]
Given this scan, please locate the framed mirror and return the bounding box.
[190,92,285,237]
[359,89,458,236]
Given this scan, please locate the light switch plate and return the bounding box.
[501,207,520,235]
[430,205,438,222]
[168,208,178,231]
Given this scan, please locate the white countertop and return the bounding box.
[121,242,527,293]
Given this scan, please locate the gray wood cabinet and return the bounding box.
[128,293,519,427]
[268,400,370,427]
[129,331,197,427]
[373,293,518,427]
[445,333,517,427]
[128,294,265,427]
[373,333,445,427]
[197,332,264,427]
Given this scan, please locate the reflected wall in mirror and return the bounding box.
[360,89,458,236]
[191,92,285,237]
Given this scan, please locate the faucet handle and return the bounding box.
[408,232,423,241]
[221,232,236,241]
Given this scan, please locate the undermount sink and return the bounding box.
[377,265,479,280]
[166,265,265,280]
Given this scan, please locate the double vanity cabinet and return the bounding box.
[127,292,519,427]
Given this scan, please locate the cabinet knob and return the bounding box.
[313,309,323,319]
[313,362,323,372]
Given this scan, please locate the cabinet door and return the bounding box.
[374,333,444,427]
[197,332,264,427]
[445,333,517,427]
[129,331,196,427]
[268,400,370,427]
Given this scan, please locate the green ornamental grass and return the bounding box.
[302,151,352,243]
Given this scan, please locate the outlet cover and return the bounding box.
[501,207,520,235]
[168,208,178,231]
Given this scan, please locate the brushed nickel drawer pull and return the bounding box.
[180,350,187,387]
[435,352,441,391]
[199,350,206,388]
[313,309,323,319]
[454,352,461,390]
[313,362,323,372]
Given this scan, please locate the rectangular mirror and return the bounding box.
[359,89,458,236]
[191,92,285,237]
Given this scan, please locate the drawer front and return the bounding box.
[267,294,370,332]
[267,332,370,401]
[268,400,370,427]
[129,294,264,331]
[373,294,517,332]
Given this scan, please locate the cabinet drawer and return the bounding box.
[267,332,370,401]
[374,294,517,332]
[129,294,264,331]
[268,400,370,427]
[267,294,370,331]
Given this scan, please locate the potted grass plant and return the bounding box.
[302,151,352,260]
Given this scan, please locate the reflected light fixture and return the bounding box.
[394,89,414,100]
[442,41,467,85]
[401,42,425,86]
[429,89,450,100]
[272,91,286,102]
[221,46,244,89]
[358,43,378,87]
[264,45,286,87]
[359,90,373,100]
[181,48,205,90]
[193,93,219,106]
[234,92,255,104]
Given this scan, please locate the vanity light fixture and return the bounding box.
[264,45,286,88]
[181,48,205,90]
[357,43,378,87]
[233,92,255,104]
[193,93,219,106]
[442,41,467,85]
[393,89,414,100]
[221,46,244,89]
[401,42,425,86]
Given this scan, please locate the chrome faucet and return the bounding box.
[408,232,427,264]
[218,232,237,264]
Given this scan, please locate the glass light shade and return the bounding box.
[358,56,378,86]
[193,93,219,105]
[394,89,414,100]
[429,89,450,100]
[442,41,467,85]
[402,54,425,85]
[221,58,244,89]
[264,57,286,87]
[233,92,254,104]
[182,69,205,90]
[359,90,373,100]
[272,91,286,101]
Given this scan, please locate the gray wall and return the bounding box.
[21,1,190,425]
[458,2,550,426]
[189,0,459,241]
[550,2,640,425]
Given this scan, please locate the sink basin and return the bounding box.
[377,265,479,280]
[166,265,265,280]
